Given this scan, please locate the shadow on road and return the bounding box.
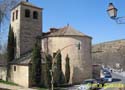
[0,88,10,90]
[112,78,121,82]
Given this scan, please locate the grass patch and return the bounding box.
[0,80,18,86]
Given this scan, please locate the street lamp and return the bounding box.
[50,42,80,90]
[107,3,125,24]
[107,3,117,19]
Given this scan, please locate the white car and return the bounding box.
[78,79,97,90]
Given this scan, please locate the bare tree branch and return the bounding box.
[0,0,20,53]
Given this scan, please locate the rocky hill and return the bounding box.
[92,39,125,71]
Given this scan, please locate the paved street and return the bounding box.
[66,71,125,90]
[112,72,125,84]
[0,83,37,90]
[100,72,125,90]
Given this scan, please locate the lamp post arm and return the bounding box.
[114,16,125,24]
[53,43,79,63]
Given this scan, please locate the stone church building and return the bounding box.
[1,1,92,87]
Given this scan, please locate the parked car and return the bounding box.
[104,74,112,82]
[78,79,98,90]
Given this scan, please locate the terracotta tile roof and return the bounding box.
[10,50,44,65]
[10,50,32,65]
[43,25,91,38]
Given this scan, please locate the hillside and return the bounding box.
[92,39,125,71]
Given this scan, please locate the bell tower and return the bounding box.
[11,1,42,58]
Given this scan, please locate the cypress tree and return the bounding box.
[44,54,52,88]
[7,25,15,62]
[7,24,15,81]
[31,41,41,86]
[53,50,63,86]
[65,54,70,83]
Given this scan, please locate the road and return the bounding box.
[66,72,125,90]
[112,72,125,84]
[100,72,125,90]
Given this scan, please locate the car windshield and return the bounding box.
[105,76,111,78]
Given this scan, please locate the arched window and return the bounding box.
[33,11,38,19]
[12,12,15,21]
[25,9,30,17]
[16,10,18,19]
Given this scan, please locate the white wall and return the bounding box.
[10,65,29,87]
[0,66,7,81]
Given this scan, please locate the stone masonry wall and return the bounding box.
[20,5,42,56]
[42,36,92,84]
[10,65,29,87]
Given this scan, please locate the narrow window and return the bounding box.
[33,11,38,19]
[14,66,16,71]
[12,12,15,21]
[25,9,30,17]
[16,10,18,19]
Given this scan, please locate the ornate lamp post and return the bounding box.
[50,42,80,90]
[107,3,125,24]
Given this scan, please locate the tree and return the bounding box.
[6,24,15,81]
[31,41,41,86]
[44,54,52,88]
[7,25,15,62]
[65,54,70,83]
[0,0,20,26]
[53,50,63,86]
[0,0,20,56]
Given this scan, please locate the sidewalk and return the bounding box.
[0,83,37,90]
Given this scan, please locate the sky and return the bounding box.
[30,0,125,44]
[1,0,125,46]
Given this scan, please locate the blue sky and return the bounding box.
[1,0,125,45]
[29,0,125,44]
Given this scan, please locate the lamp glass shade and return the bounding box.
[107,3,117,19]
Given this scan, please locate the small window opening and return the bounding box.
[25,9,30,17]
[14,66,16,71]
[33,11,38,19]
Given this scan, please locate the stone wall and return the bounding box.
[42,36,92,84]
[0,66,7,81]
[20,5,42,56]
[10,65,29,87]
[11,5,21,58]
[92,39,125,71]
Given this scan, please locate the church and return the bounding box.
[1,1,92,87]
